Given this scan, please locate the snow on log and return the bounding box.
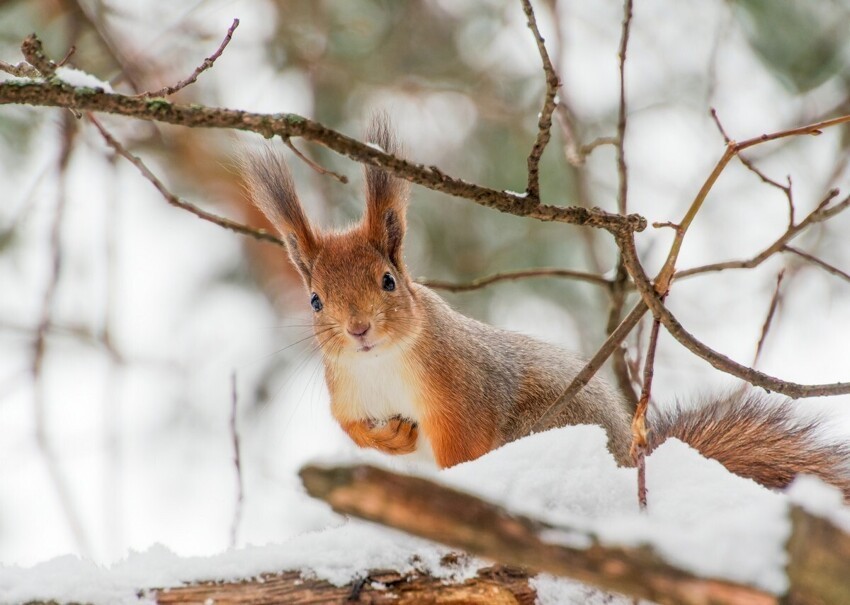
[299,463,775,605]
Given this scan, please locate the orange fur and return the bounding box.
[341,417,419,455]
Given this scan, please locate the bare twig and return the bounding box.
[229,372,243,550]
[631,309,661,511]
[57,46,76,68]
[137,19,240,98]
[783,245,850,284]
[617,231,850,398]
[624,315,647,394]
[420,267,615,292]
[101,151,124,557]
[605,264,638,408]
[283,137,349,184]
[752,270,785,368]
[527,299,648,433]
[603,0,637,408]
[677,189,850,280]
[20,34,57,77]
[0,59,40,78]
[710,109,795,223]
[521,0,560,200]
[580,136,618,159]
[616,0,633,216]
[70,0,145,93]
[654,114,850,296]
[86,114,286,247]
[32,113,91,556]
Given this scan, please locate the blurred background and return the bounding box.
[1,0,849,567]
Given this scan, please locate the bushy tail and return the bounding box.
[648,392,850,498]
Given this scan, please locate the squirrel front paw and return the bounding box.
[342,416,419,455]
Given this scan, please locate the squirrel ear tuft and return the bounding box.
[242,148,319,282]
[364,114,409,269]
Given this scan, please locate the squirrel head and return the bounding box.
[246,117,421,356]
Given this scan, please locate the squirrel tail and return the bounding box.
[648,392,850,498]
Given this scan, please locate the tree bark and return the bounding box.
[152,565,537,605]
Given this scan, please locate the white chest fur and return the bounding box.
[334,347,422,422]
[331,347,435,464]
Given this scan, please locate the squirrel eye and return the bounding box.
[310,292,323,312]
[382,272,396,292]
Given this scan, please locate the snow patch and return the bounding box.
[0,524,471,604]
[787,474,850,532]
[2,425,805,602]
[55,66,114,92]
[440,426,790,594]
[532,574,636,605]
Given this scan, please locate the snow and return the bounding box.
[504,189,529,197]
[788,475,850,533]
[532,574,640,605]
[54,67,114,92]
[7,423,843,603]
[440,426,790,593]
[0,523,470,604]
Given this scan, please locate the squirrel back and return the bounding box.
[244,117,850,499]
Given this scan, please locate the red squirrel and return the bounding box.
[245,118,850,498]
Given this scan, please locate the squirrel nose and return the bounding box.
[347,319,371,337]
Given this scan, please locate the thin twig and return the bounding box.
[0,59,41,78]
[616,0,633,216]
[86,113,287,247]
[20,34,57,77]
[617,231,850,398]
[677,189,850,280]
[783,245,850,283]
[283,137,349,184]
[552,107,608,273]
[521,0,560,200]
[605,262,638,408]
[710,108,795,222]
[603,0,637,408]
[137,19,240,98]
[625,315,647,394]
[654,113,850,296]
[752,270,785,368]
[56,46,76,67]
[420,267,615,292]
[535,184,850,429]
[580,136,618,159]
[32,112,91,556]
[102,151,124,557]
[229,372,243,550]
[527,299,648,433]
[631,307,662,511]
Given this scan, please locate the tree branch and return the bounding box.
[617,232,850,398]
[676,189,850,280]
[420,267,615,292]
[0,79,646,235]
[300,464,776,605]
